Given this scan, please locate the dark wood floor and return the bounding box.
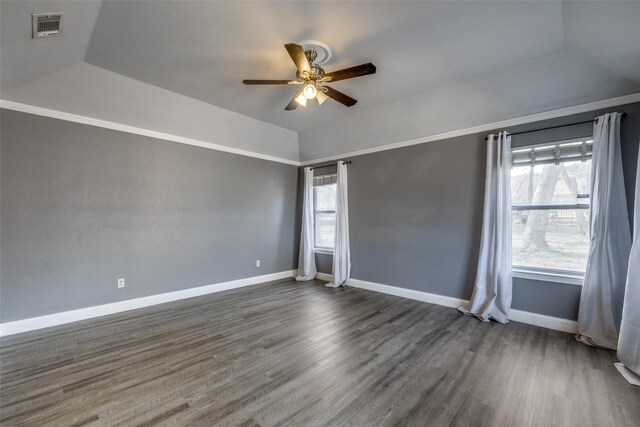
[1,278,638,426]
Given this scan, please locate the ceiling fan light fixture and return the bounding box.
[316,90,329,105]
[242,42,376,110]
[295,92,308,106]
[303,82,317,100]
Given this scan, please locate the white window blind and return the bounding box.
[313,174,337,186]
[511,138,593,167]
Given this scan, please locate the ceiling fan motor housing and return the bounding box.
[310,63,325,78]
[296,61,325,81]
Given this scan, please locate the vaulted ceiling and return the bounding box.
[84,1,570,132]
[2,1,640,161]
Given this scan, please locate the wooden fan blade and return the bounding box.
[285,88,305,111]
[323,86,357,107]
[323,63,376,83]
[243,79,300,85]
[284,43,311,74]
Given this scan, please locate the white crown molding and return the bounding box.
[0,270,295,337]
[4,93,638,168]
[316,274,577,334]
[300,93,640,165]
[0,100,300,166]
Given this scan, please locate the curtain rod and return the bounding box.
[309,161,352,170]
[484,112,627,140]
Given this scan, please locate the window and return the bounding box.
[313,175,337,250]
[511,138,592,276]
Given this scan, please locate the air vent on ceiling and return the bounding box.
[32,13,64,38]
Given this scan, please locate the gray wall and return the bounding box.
[310,101,640,320]
[0,109,299,322]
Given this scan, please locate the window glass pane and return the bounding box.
[511,158,591,274]
[315,184,337,211]
[315,212,336,248]
[511,160,591,206]
[512,209,590,272]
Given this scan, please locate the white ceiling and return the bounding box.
[83,1,568,132]
[2,1,640,161]
[0,0,102,90]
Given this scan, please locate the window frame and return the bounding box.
[512,266,584,286]
[313,181,337,253]
[510,137,592,286]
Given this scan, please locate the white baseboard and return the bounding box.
[318,275,577,334]
[0,270,295,337]
[1,271,577,337]
[508,308,577,334]
[315,272,333,282]
[348,278,467,310]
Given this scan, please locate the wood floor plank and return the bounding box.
[1,278,638,426]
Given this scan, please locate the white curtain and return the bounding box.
[459,132,512,323]
[617,140,640,377]
[327,161,351,288]
[577,113,631,350]
[295,167,317,281]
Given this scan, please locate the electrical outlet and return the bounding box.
[256,260,261,267]
[117,278,125,288]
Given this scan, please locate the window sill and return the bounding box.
[513,267,584,286]
[314,248,334,255]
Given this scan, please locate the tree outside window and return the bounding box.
[512,156,591,273]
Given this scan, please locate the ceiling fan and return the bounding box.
[242,42,376,111]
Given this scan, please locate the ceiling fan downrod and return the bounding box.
[302,49,325,81]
